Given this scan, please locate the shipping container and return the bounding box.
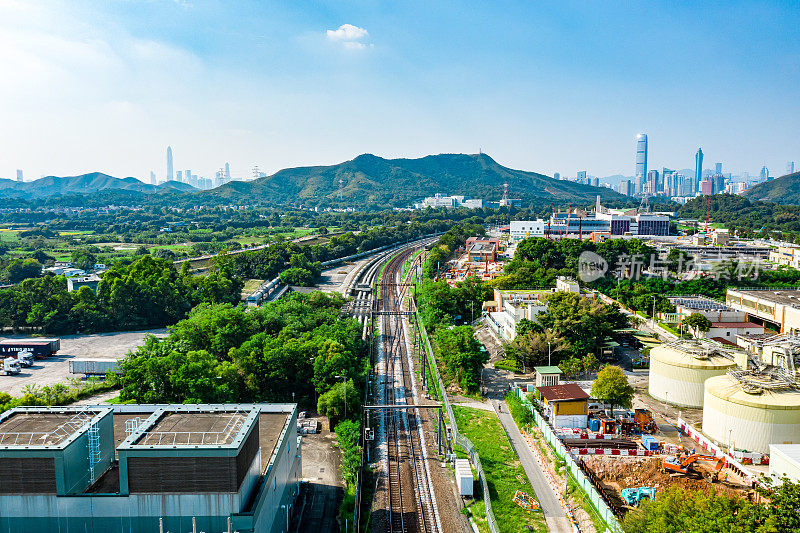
[68,359,122,377]
[0,338,60,358]
[641,434,659,451]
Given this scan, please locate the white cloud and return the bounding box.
[325,24,370,49]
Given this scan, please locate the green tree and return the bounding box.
[683,313,712,336]
[70,250,97,272]
[590,365,634,416]
[3,258,42,284]
[317,379,359,422]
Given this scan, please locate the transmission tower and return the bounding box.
[338,178,344,201]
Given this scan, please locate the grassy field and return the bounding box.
[452,406,547,533]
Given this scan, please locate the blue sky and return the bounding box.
[1,0,799,182]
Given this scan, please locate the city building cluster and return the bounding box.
[555,134,797,203]
[147,146,265,190]
[509,198,670,242]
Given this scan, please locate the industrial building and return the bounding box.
[0,403,300,533]
[726,288,800,334]
[648,340,738,408]
[536,383,590,429]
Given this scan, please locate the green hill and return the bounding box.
[743,171,800,204]
[0,172,195,199]
[202,152,623,207]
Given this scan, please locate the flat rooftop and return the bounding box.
[670,296,732,311]
[133,411,249,446]
[0,410,100,447]
[730,289,800,307]
[88,408,291,494]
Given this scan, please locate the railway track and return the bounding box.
[378,247,440,533]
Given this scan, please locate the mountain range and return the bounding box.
[4,153,624,206]
[743,171,800,204]
[202,153,623,206]
[0,172,195,199]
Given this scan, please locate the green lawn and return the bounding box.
[452,406,547,533]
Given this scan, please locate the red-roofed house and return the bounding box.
[707,321,764,340]
[536,383,590,428]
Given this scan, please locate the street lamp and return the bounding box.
[336,374,347,419]
[651,295,657,328]
[548,341,552,366]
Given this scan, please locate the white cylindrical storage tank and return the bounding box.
[703,375,800,455]
[648,343,736,408]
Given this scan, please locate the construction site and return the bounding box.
[0,403,299,533]
[572,334,800,517]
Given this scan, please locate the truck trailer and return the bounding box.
[68,359,122,377]
[0,338,61,358]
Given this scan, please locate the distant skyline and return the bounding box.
[1,1,799,181]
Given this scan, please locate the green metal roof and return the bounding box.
[534,366,562,374]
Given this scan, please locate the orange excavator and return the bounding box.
[663,453,725,482]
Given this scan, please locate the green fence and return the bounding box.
[514,388,622,532]
[413,298,500,533]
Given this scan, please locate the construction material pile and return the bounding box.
[583,456,749,498]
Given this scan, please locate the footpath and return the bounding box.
[491,400,575,533]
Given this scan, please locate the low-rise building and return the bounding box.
[534,366,562,387]
[0,403,300,533]
[510,220,546,242]
[769,245,800,268]
[769,444,800,484]
[726,288,800,334]
[536,383,590,429]
[67,274,102,293]
[465,237,499,262]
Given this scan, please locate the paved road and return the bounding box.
[491,400,573,533]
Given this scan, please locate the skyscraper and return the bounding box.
[576,171,587,182]
[176,171,183,183]
[789,162,796,175]
[185,169,191,185]
[715,162,723,176]
[553,172,560,180]
[16,170,23,183]
[694,148,704,193]
[224,162,231,182]
[150,171,156,185]
[635,133,648,190]
[166,146,174,181]
[760,166,769,181]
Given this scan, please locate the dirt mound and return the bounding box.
[583,456,747,498]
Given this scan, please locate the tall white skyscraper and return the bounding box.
[150,171,156,185]
[224,162,231,182]
[789,162,796,175]
[635,133,648,191]
[16,170,23,182]
[176,171,183,183]
[166,146,174,181]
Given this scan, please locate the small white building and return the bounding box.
[510,220,546,242]
[454,458,474,497]
[707,321,764,341]
[556,277,580,293]
[769,444,800,484]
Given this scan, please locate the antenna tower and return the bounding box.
[338,178,344,201]
[502,182,509,205]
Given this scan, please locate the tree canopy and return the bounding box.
[590,365,634,415]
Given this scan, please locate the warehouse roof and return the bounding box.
[729,289,800,307]
[0,408,107,448]
[537,383,590,402]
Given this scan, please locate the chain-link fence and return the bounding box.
[415,299,500,533]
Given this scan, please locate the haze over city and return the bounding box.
[2,0,799,182]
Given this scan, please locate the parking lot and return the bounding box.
[0,329,168,397]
